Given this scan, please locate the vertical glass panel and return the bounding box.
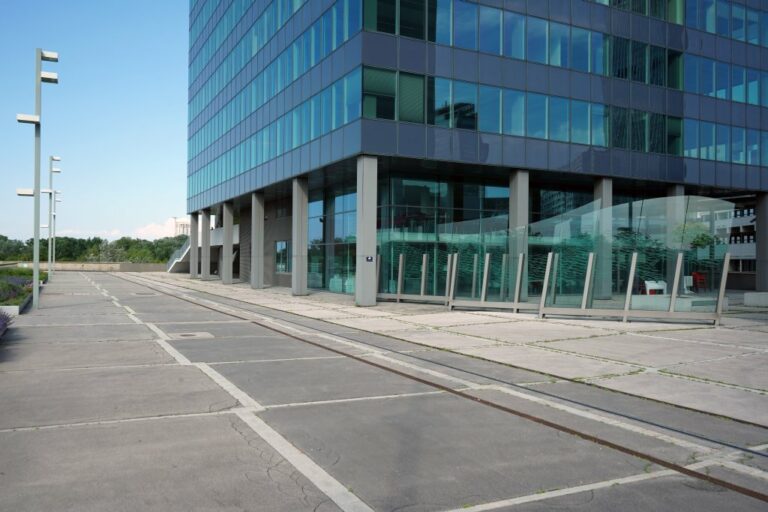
[649,46,666,86]
[591,103,609,147]
[631,41,647,83]
[453,80,478,130]
[362,67,396,120]
[746,69,759,105]
[699,121,715,160]
[731,4,745,41]
[731,126,745,164]
[527,17,548,64]
[503,11,525,60]
[701,0,716,32]
[762,72,768,107]
[632,0,647,15]
[763,12,768,47]
[667,50,683,89]
[526,93,548,139]
[549,22,569,68]
[731,65,745,102]
[762,132,768,167]
[715,0,729,37]
[348,0,363,36]
[364,0,396,33]
[399,72,425,123]
[667,0,683,23]
[592,32,608,76]
[699,58,715,97]
[612,0,630,9]
[571,100,590,145]
[683,118,699,158]
[747,8,760,45]
[667,116,682,156]
[344,67,362,123]
[502,89,525,136]
[611,106,629,149]
[685,0,699,28]
[548,96,569,142]
[478,85,501,133]
[453,0,477,50]
[747,129,760,165]
[427,76,452,127]
[715,61,729,99]
[400,0,426,39]
[649,113,666,153]
[684,54,699,93]
[630,110,648,152]
[715,124,730,162]
[651,0,667,20]
[479,6,502,55]
[427,0,452,45]
[612,37,630,79]
[572,28,590,73]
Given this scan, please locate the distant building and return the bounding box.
[173,217,190,237]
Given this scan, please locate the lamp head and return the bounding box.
[52,168,62,173]
[51,156,61,162]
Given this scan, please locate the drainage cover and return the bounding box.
[168,332,214,340]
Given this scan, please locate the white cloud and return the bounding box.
[58,228,123,239]
[132,217,177,240]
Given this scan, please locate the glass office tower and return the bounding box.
[187,0,768,305]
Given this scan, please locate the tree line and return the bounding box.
[0,234,188,263]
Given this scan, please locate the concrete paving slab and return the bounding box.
[400,312,514,327]
[170,336,349,363]
[388,329,504,350]
[11,313,134,326]
[287,308,356,319]
[492,474,766,511]
[544,334,752,367]
[333,306,395,317]
[259,393,652,512]
[130,310,237,323]
[153,320,279,338]
[547,318,705,333]
[665,353,768,391]
[2,323,155,343]
[527,381,768,448]
[446,320,609,343]
[703,464,768,495]
[0,340,173,372]
[215,357,438,406]
[598,372,768,427]
[0,365,236,429]
[330,316,424,332]
[641,328,768,348]
[458,345,639,379]
[0,415,340,512]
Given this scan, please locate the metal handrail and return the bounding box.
[166,238,191,272]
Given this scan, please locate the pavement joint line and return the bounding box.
[125,275,729,457]
[717,460,768,482]
[630,331,768,353]
[8,322,138,328]
[0,362,180,374]
[660,350,767,370]
[438,460,717,512]
[192,362,265,411]
[0,408,244,434]
[265,390,447,409]
[233,409,375,512]
[209,355,348,365]
[652,370,768,396]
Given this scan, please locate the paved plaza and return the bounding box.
[1,271,767,511]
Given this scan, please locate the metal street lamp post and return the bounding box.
[53,193,62,272]
[16,48,58,309]
[48,156,61,277]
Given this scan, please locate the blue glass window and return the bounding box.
[453,0,478,50]
[685,0,698,28]
[527,93,548,139]
[592,32,608,76]
[611,106,629,149]
[762,72,768,108]
[400,0,426,39]
[591,103,608,147]
[478,85,501,133]
[399,72,425,123]
[548,96,569,142]
[746,69,759,105]
[549,22,569,68]
[746,8,760,45]
[502,89,525,136]
[683,118,698,158]
[716,123,730,162]
[715,61,729,99]
[716,0,729,37]
[571,100,590,145]
[428,0,452,45]
[527,17,548,64]
[699,121,715,160]
[684,54,699,93]
[731,66,745,102]
[503,11,525,60]
[701,0,716,32]
[612,37,630,79]
[479,6,502,55]
[731,4,745,41]
[571,28,590,73]
[428,76,452,127]
[731,126,745,164]
[699,58,715,97]
[453,80,478,130]
[746,129,759,165]
[631,41,647,83]
[631,110,648,152]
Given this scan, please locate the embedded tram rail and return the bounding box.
[114,272,768,506]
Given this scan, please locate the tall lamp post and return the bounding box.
[53,192,62,272]
[16,48,59,309]
[48,156,61,277]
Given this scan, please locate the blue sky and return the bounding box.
[0,0,188,240]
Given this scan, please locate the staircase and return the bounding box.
[166,238,191,273]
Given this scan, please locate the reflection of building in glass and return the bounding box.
[179,0,767,301]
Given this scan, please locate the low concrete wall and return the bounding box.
[17,262,165,272]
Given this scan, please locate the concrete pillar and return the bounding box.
[251,191,265,289]
[189,212,199,278]
[222,202,234,284]
[757,193,768,291]
[292,177,309,295]
[666,185,686,285]
[200,209,211,280]
[355,156,378,306]
[509,170,529,300]
[594,178,613,300]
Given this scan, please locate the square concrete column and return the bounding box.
[251,191,265,289]
[200,209,211,280]
[222,202,234,284]
[189,212,199,278]
[292,177,309,295]
[594,177,613,300]
[355,156,378,306]
[509,170,529,300]
[757,193,768,291]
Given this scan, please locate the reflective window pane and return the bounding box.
[527,93,548,139]
[700,121,716,160]
[364,0,396,33]
[362,67,396,120]
[631,41,647,83]
[630,110,648,152]
[649,112,666,153]
[571,28,590,73]
[683,118,698,158]
[399,72,425,123]
[716,0,729,37]
[715,61,729,99]
[716,123,730,162]
[612,37,630,79]
[731,66,745,102]
[591,32,608,75]
[549,22,569,68]
[453,0,477,50]
[667,116,682,156]
[649,46,666,86]
[746,69,759,105]
[548,96,569,142]
[502,89,525,136]
[731,126,745,164]
[400,0,426,39]
[427,76,452,127]
[479,6,501,55]
[427,0,451,45]
[503,11,525,60]
[478,85,501,133]
[731,4,745,41]
[453,80,478,130]
[611,106,629,149]
[571,100,590,145]
[591,103,609,147]
[527,17,548,64]
[699,58,715,97]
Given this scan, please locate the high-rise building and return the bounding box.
[186,0,768,306]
